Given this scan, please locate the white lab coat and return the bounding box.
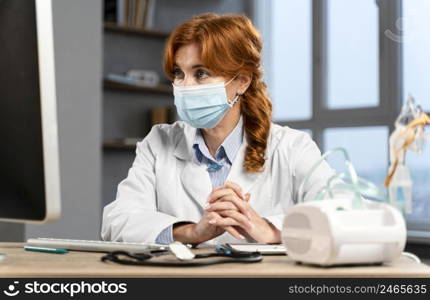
[101,121,335,244]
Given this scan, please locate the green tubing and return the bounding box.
[297,147,387,208]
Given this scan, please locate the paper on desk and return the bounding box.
[227,243,287,255]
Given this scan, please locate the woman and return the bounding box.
[101,13,334,245]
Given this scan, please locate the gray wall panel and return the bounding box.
[25,0,103,241]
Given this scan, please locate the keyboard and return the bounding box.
[26,238,167,253]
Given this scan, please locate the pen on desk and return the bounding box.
[24,246,68,254]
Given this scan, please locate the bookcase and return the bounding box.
[102,0,253,207]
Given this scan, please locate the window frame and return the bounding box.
[254,0,430,243]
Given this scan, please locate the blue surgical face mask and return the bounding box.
[172,77,239,129]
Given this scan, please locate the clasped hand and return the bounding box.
[203,181,280,243]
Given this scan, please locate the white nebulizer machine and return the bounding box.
[282,96,429,266]
[282,148,407,266]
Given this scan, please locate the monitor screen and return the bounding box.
[0,0,59,221]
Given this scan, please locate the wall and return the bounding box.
[102,0,253,209]
[0,0,254,241]
[25,0,103,240]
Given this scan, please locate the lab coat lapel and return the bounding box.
[225,125,283,193]
[180,161,213,209]
[174,123,212,209]
[225,141,262,193]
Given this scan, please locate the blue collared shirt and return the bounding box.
[193,117,243,188]
[155,118,244,244]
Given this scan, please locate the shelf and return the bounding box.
[103,138,140,150]
[103,143,135,150]
[104,79,172,94]
[104,22,170,39]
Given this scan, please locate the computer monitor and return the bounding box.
[0,0,61,223]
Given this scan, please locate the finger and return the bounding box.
[223,226,245,240]
[206,201,238,212]
[245,193,250,202]
[224,181,246,200]
[211,194,252,220]
[208,188,237,203]
[206,186,225,202]
[208,185,225,201]
[207,182,245,203]
[207,212,245,239]
[209,217,245,230]
[211,185,227,193]
[208,184,236,198]
[217,210,254,230]
[205,211,220,223]
[218,195,252,220]
[207,212,224,226]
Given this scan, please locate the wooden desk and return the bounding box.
[0,243,429,278]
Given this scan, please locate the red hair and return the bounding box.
[163,13,272,173]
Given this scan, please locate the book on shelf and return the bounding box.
[135,0,148,28]
[104,107,175,149]
[106,72,159,88]
[117,0,125,25]
[104,137,142,147]
[104,0,117,23]
[144,0,156,29]
[150,106,176,126]
[104,0,157,29]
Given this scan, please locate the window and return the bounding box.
[403,0,430,110]
[402,0,430,231]
[324,127,388,186]
[327,0,379,109]
[406,146,430,222]
[270,0,312,121]
[259,0,430,241]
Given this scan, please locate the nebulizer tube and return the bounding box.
[315,173,386,203]
[297,146,390,210]
[297,147,378,209]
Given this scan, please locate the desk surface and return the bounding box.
[0,243,429,278]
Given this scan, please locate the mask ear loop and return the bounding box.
[225,74,242,106]
[225,74,239,87]
[228,93,241,106]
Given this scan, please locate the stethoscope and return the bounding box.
[101,244,263,267]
